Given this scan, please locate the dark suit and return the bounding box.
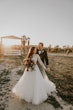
[37,49,49,66]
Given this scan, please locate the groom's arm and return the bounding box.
[44,50,49,66]
[36,49,39,54]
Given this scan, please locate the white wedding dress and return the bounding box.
[12,54,56,105]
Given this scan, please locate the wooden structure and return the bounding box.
[0,35,30,56]
[3,50,22,56]
[1,36,22,56]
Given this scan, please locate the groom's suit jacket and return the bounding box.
[37,49,49,66]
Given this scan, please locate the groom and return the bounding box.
[37,42,50,70]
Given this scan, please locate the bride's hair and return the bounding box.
[27,47,36,58]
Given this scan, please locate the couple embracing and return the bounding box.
[12,42,56,105]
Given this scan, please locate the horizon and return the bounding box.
[0,0,73,47]
[0,35,73,47]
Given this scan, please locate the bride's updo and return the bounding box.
[27,47,36,58]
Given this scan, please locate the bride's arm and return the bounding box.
[37,55,46,70]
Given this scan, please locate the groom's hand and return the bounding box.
[46,65,50,72]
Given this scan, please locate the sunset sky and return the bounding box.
[0,0,73,47]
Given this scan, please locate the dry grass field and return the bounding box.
[0,53,73,110]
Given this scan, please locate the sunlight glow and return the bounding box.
[2,39,21,46]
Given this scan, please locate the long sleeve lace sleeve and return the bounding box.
[37,54,46,70]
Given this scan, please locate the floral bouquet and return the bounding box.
[23,58,35,71]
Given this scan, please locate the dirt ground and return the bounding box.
[0,54,73,110]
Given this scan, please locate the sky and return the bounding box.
[0,0,73,47]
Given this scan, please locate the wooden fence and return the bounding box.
[3,50,22,56]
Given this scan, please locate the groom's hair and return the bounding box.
[39,42,44,47]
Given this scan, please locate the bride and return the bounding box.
[12,47,56,105]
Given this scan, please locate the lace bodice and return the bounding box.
[32,54,46,70]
